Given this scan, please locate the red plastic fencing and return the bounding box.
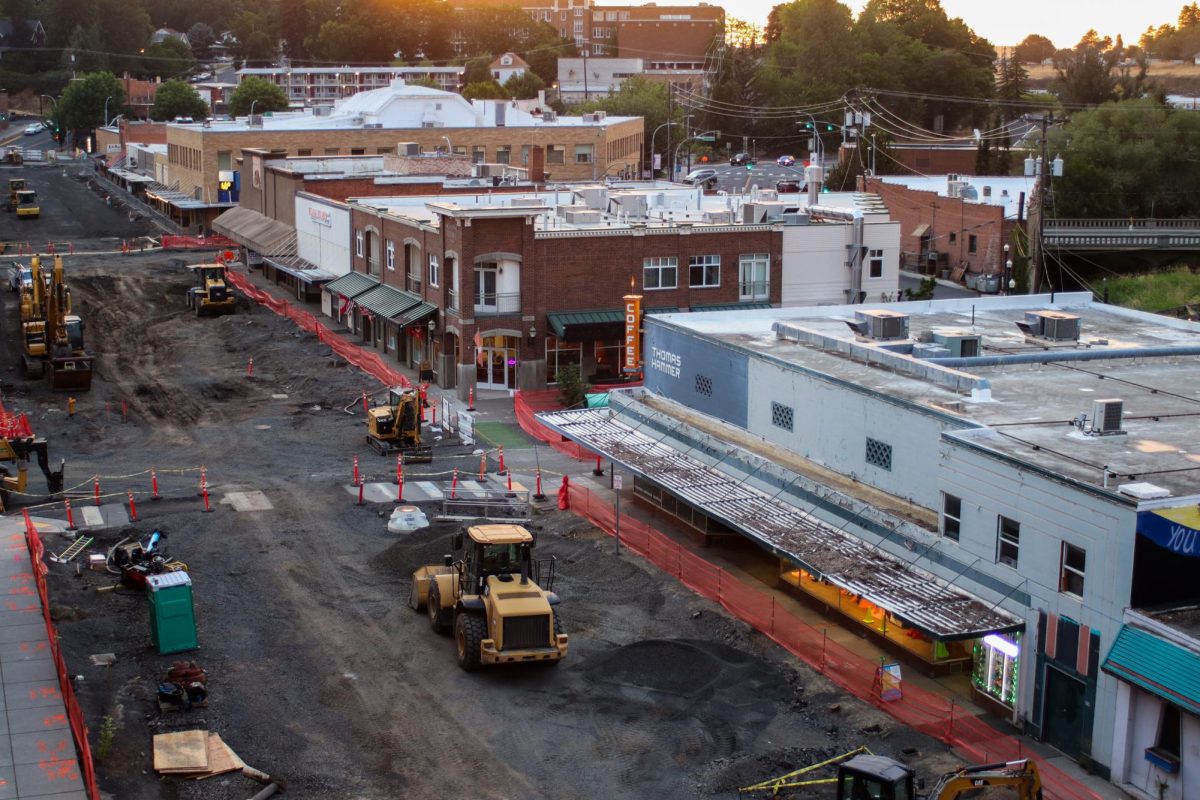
[564,485,1103,800]
[160,234,238,251]
[223,270,410,389]
[0,398,34,440]
[514,391,590,460]
[21,511,100,799]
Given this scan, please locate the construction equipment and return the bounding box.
[365,386,432,462]
[14,189,39,218]
[18,255,92,390]
[5,148,23,166]
[837,755,1043,800]
[409,524,568,670]
[7,177,26,210]
[185,262,236,316]
[0,404,64,513]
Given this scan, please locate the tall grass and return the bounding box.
[1103,267,1200,312]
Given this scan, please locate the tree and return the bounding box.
[573,76,676,170]
[57,71,125,140]
[228,76,288,116]
[1014,34,1055,64]
[461,81,506,100]
[150,79,209,120]
[1055,29,1150,106]
[503,71,545,99]
[555,363,589,408]
[141,37,194,80]
[187,22,216,59]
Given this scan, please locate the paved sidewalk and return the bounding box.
[0,522,85,799]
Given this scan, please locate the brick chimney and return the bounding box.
[529,145,545,183]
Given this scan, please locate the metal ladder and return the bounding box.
[50,536,94,564]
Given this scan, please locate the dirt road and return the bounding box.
[1,169,958,799]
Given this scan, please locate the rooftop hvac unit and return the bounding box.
[780,212,810,226]
[542,110,557,122]
[1021,310,1080,341]
[850,310,910,341]
[931,331,982,357]
[397,142,421,156]
[364,122,383,129]
[312,105,333,116]
[561,207,603,224]
[248,114,264,127]
[1089,398,1125,435]
[702,209,733,224]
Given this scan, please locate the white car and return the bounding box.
[23,123,44,136]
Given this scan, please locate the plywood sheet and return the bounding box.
[153,730,209,773]
[189,734,246,779]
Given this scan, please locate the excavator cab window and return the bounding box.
[838,760,913,800]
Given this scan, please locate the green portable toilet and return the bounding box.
[146,572,198,654]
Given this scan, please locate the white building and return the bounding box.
[489,53,529,85]
[237,66,465,105]
[540,293,1200,786]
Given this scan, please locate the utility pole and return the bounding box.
[582,42,589,102]
[1032,113,1052,294]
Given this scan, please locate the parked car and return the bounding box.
[23,122,44,136]
[775,180,804,194]
[730,152,754,167]
[682,167,718,187]
[776,154,796,167]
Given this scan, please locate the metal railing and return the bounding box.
[474,292,521,315]
[440,488,531,521]
[1047,217,1200,230]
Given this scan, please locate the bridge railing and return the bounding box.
[1047,217,1200,230]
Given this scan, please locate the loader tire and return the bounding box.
[455,612,486,671]
[408,577,423,611]
[427,584,451,634]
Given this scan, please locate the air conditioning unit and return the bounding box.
[312,105,333,117]
[541,110,557,122]
[592,110,606,120]
[248,114,264,127]
[397,142,421,156]
[851,310,910,341]
[1090,398,1125,435]
[364,122,383,129]
[1021,310,1080,341]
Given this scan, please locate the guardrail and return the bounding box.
[1046,217,1200,230]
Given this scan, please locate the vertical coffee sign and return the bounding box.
[623,294,642,374]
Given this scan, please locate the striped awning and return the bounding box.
[355,284,422,319]
[1103,625,1200,715]
[324,272,378,299]
[394,301,438,327]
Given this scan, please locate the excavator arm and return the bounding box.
[929,759,1043,800]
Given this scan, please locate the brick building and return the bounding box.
[152,80,642,226]
[237,66,465,106]
[121,74,161,120]
[862,174,1034,283]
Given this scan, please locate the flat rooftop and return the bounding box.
[351,186,888,232]
[1141,606,1200,640]
[653,294,1200,500]
[877,174,1037,220]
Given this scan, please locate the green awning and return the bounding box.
[356,284,422,319]
[548,307,681,341]
[690,301,773,312]
[394,301,438,328]
[1102,625,1200,715]
[325,271,379,298]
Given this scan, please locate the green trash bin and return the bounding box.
[147,572,198,655]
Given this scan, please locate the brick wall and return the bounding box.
[889,146,978,176]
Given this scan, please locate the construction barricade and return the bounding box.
[160,234,238,251]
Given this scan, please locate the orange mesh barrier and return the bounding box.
[224,271,410,389]
[22,511,100,799]
[160,234,238,251]
[564,484,1103,800]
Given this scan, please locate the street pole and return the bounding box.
[667,83,674,179]
[1032,113,1052,294]
[582,43,589,102]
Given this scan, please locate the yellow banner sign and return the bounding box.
[623,294,642,374]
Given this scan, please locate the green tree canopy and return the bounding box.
[150,79,210,121]
[1015,34,1056,63]
[461,81,506,100]
[503,71,545,99]
[57,72,126,137]
[1055,29,1150,106]
[228,76,288,116]
[1050,99,1200,217]
[141,37,195,80]
[573,76,678,171]
[187,22,216,59]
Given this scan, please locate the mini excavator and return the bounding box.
[0,405,64,513]
[365,386,433,462]
[836,755,1043,800]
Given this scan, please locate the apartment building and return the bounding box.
[237,66,466,106]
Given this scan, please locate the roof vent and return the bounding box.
[848,309,910,341]
[1017,310,1080,342]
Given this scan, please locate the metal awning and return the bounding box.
[548,307,680,341]
[211,207,295,254]
[355,284,422,319]
[1103,625,1200,715]
[109,168,154,183]
[537,408,1025,642]
[324,271,378,299]
[911,223,930,238]
[145,188,235,210]
[394,301,437,327]
[691,301,773,312]
[263,255,337,285]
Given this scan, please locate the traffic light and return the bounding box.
[826,124,835,131]
[804,122,814,130]
[746,162,754,171]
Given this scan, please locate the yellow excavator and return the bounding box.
[365,386,432,461]
[0,408,64,513]
[410,524,568,670]
[836,755,1043,800]
[19,255,92,390]
[185,262,236,316]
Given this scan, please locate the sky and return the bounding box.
[732,0,1188,47]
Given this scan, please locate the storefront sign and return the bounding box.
[649,346,681,378]
[308,206,332,227]
[623,294,642,374]
[1138,507,1200,557]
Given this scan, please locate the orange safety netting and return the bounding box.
[22,511,100,799]
[160,234,238,251]
[0,399,34,440]
[563,484,1104,800]
[224,271,410,389]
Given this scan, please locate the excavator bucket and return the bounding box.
[401,446,433,464]
[48,356,93,392]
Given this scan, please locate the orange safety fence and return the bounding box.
[563,484,1103,800]
[21,511,101,799]
[0,398,34,440]
[160,234,238,251]
[224,270,410,389]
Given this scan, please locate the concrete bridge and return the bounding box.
[1044,218,1200,251]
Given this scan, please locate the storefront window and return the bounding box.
[546,335,582,384]
[594,339,625,380]
[972,633,1020,708]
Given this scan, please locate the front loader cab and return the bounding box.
[455,526,533,596]
[836,755,915,800]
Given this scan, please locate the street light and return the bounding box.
[249,99,259,118]
[1002,243,1010,294]
[442,135,453,154]
[650,120,679,177]
[103,95,113,127]
[674,131,718,180]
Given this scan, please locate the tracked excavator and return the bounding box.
[18,255,93,391]
[365,386,432,461]
[0,404,64,513]
[836,755,1043,800]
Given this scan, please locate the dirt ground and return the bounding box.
[0,169,965,799]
